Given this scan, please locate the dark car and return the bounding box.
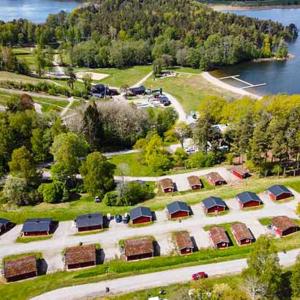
[123,215,130,224]
[115,215,122,223]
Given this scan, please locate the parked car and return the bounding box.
[192,272,208,280]
[123,215,130,224]
[94,196,100,203]
[115,215,122,223]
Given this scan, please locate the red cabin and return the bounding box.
[130,207,152,225]
[231,166,250,179]
[174,231,194,255]
[231,223,255,245]
[272,216,299,237]
[209,226,230,249]
[166,201,190,219]
[268,185,294,201]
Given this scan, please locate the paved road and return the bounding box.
[164,91,187,123]
[0,191,298,272]
[31,248,300,300]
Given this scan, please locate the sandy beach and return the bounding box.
[201,72,262,99]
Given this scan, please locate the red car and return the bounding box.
[192,272,208,280]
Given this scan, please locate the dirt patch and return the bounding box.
[76,72,109,81]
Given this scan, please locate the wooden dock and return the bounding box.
[219,75,266,90]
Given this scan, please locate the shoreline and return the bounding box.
[211,4,300,11]
[201,71,262,99]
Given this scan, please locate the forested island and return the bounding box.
[0,0,298,73]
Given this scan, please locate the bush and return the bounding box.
[103,191,119,206]
[38,181,64,203]
[185,152,217,169]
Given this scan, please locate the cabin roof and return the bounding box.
[203,196,227,209]
[22,218,53,233]
[75,213,103,228]
[130,207,152,220]
[124,238,154,257]
[236,191,262,204]
[167,201,189,214]
[4,256,37,279]
[65,244,96,266]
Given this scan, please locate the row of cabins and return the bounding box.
[3,215,299,282]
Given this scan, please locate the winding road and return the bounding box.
[31,248,300,300]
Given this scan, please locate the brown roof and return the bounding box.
[174,231,193,250]
[65,244,96,266]
[206,172,225,183]
[4,256,37,279]
[159,178,173,190]
[187,176,202,187]
[231,166,249,176]
[209,227,229,245]
[272,216,298,232]
[124,238,154,257]
[231,223,253,242]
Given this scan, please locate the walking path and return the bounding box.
[131,71,153,88]
[60,97,75,117]
[31,248,300,300]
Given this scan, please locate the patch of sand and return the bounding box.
[76,71,109,81]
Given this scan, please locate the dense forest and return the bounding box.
[0,0,298,70]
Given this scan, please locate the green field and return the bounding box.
[145,72,239,113]
[76,65,152,87]
[12,48,36,70]
[0,176,299,224]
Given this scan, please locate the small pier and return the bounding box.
[219,75,266,89]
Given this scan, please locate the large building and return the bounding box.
[236,191,263,208]
[272,216,299,237]
[268,185,294,201]
[231,223,255,245]
[123,237,154,261]
[75,213,103,232]
[202,196,227,214]
[129,207,152,224]
[64,244,97,269]
[166,201,190,219]
[4,256,37,282]
[21,218,55,236]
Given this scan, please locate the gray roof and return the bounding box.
[203,197,227,209]
[0,218,10,225]
[237,191,262,204]
[130,207,152,221]
[22,218,53,233]
[75,213,103,228]
[167,201,189,214]
[268,185,293,196]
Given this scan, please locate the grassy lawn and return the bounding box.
[13,48,36,70]
[76,65,152,87]
[0,71,42,84]
[0,176,299,224]
[145,72,239,113]
[15,235,53,244]
[0,231,299,300]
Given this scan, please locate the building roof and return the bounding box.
[65,244,96,266]
[159,178,173,190]
[0,218,11,225]
[209,226,229,245]
[272,216,298,232]
[130,207,152,221]
[124,238,154,257]
[206,172,226,183]
[4,256,37,279]
[236,191,262,204]
[174,231,193,250]
[231,166,249,176]
[22,218,53,233]
[129,85,146,94]
[203,196,227,209]
[167,201,190,214]
[268,185,293,197]
[187,176,202,187]
[75,213,103,229]
[231,223,254,242]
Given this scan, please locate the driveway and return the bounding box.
[31,248,300,300]
[0,190,298,273]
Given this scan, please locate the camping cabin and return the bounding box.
[187,176,203,190]
[231,223,255,245]
[272,216,299,237]
[209,227,230,249]
[128,85,146,96]
[4,256,37,282]
[64,244,97,269]
[236,191,263,209]
[123,237,154,261]
[159,178,174,193]
[231,166,250,179]
[268,185,294,201]
[21,218,55,236]
[166,201,190,219]
[75,213,103,232]
[130,207,152,225]
[174,231,194,255]
[202,197,227,214]
[206,172,227,186]
[0,218,13,235]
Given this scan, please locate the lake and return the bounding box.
[0,0,80,23]
[215,8,300,95]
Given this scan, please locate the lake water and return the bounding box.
[215,8,300,95]
[0,0,80,23]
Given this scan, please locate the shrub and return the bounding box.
[103,191,119,206]
[38,181,64,203]
[185,152,216,169]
